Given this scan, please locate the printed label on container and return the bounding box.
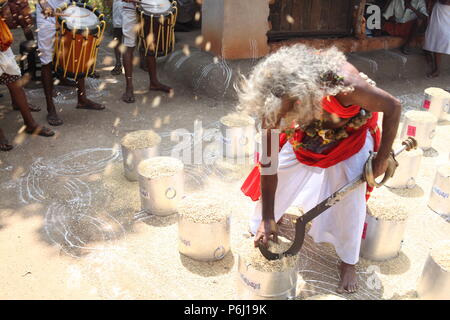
[140,189,150,198]
[362,222,368,239]
[433,186,449,199]
[423,100,431,110]
[240,273,261,291]
[407,125,416,137]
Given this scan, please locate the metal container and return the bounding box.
[121,144,159,181]
[428,164,450,215]
[423,88,450,121]
[400,111,437,150]
[178,215,230,261]
[138,170,184,216]
[385,147,423,189]
[360,214,407,261]
[417,254,450,300]
[236,254,297,300]
[220,122,256,159]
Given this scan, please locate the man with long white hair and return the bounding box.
[239,45,401,293]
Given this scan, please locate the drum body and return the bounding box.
[137,0,178,58]
[53,2,105,79]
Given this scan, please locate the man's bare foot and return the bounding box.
[25,125,55,137]
[111,64,123,75]
[149,82,172,93]
[13,103,41,112]
[76,99,105,110]
[47,113,64,126]
[122,89,135,103]
[337,262,358,294]
[0,132,13,151]
[426,70,440,78]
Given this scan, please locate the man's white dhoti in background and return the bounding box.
[250,131,374,265]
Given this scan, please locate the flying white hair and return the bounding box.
[236,44,354,129]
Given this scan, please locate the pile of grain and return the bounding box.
[121,130,161,150]
[425,87,450,98]
[430,241,450,272]
[405,111,437,124]
[237,235,298,273]
[438,163,450,178]
[177,193,230,224]
[220,113,255,128]
[367,199,408,222]
[305,294,346,300]
[137,157,183,180]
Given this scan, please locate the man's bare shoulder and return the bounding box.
[340,62,367,89]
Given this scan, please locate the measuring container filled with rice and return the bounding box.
[220,113,256,159]
[178,193,231,262]
[236,235,299,300]
[428,163,450,215]
[400,111,437,150]
[137,156,184,216]
[422,87,450,121]
[360,201,408,261]
[417,241,450,300]
[121,130,161,181]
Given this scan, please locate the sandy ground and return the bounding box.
[0,29,449,300]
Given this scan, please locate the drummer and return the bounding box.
[36,0,105,126]
[121,0,172,103]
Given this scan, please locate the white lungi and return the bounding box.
[122,3,138,47]
[424,2,450,55]
[250,131,374,265]
[36,0,67,65]
[0,48,21,77]
[112,0,124,28]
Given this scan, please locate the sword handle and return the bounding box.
[364,137,418,188]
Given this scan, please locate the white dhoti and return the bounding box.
[122,3,138,48]
[112,0,124,29]
[424,3,450,55]
[250,131,374,265]
[0,48,21,77]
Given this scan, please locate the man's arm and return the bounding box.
[337,64,402,178]
[254,96,295,247]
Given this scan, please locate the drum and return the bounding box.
[53,2,106,79]
[2,0,33,30]
[137,0,178,58]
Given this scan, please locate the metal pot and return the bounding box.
[220,122,256,159]
[360,213,407,261]
[400,111,437,150]
[428,164,450,215]
[385,148,423,189]
[138,170,184,216]
[417,254,450,300]
[236,254,297,300]
[423,88,450,121]
[178,215,230,261]
[121,144,160,182]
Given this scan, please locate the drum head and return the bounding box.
[140,0,172,15]
[63,6,99,30]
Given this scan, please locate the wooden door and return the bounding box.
[269,0,360,41]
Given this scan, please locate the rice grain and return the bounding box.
[178,193,230,224]
[220,113,255,128]
[430,241,450,272]
[121,130,162,150]
[137,157,183,180]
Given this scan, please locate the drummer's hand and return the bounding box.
[372,155,389,179]
[254,219,278,248]
[43,7,54,18]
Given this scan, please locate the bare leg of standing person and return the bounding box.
[122,46,135,103]
[111,28,123,75]
[75,79,105,110]
[147,55,172,93]
[41,63,64,126]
